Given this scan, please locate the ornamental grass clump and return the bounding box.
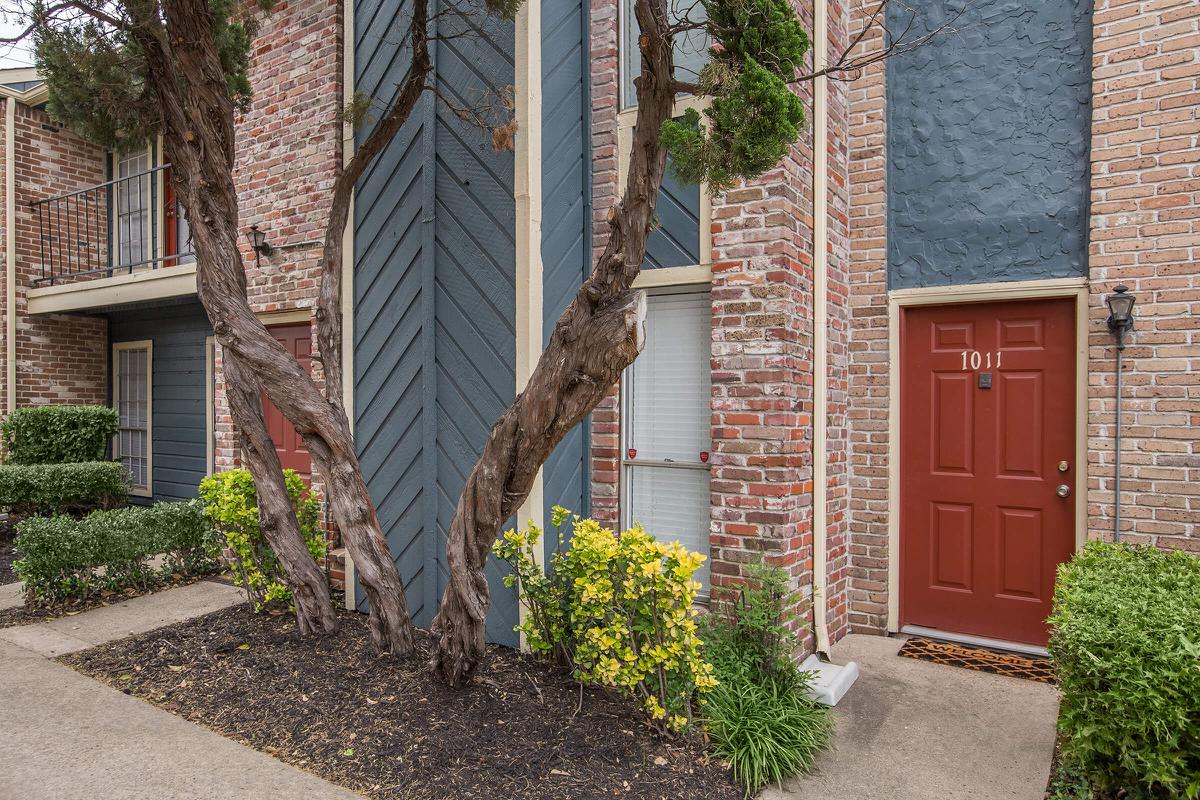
[700,562,831,794]
[1048,541,1200,800]
[198,469,325,612]
[493,506,716,734]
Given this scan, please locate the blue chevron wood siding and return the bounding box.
[353,0,589,646]
[540,0,589,555]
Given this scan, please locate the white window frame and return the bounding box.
[112,340,153,497]
[616,5,713,285]
[620,287,713,593]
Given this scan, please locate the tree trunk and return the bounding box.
[134,0,418,655]
[224,352,339,636]
[430,0,677,685]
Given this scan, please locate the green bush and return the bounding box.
[1,405,118,464]
[1048,542,1200,799]
[13,500,215,602]
[0,461,127,516]
[494,506,716,734]
[700,562,831,794]
[198,468,324,612]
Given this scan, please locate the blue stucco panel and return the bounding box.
[886,0,1092,289]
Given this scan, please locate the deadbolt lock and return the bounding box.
[1058,461,1070,473]
[1056,484,1072,499]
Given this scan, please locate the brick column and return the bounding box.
[844,0,891,634]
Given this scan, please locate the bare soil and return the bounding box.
[62,605,740,800]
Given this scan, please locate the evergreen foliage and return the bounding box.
[662,0,809,192]
[1,405,118,465]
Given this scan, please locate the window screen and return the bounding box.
[623,292,712,589]
[115,345,151,492]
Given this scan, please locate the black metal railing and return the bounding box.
[30,163,194,287]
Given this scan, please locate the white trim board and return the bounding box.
[27,263,198,315]
[885,277,1090,634]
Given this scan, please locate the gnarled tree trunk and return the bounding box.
[126,0,434,655]
[224,353,339,635]
[430,0,676,685]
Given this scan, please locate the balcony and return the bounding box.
[27,163,198,315]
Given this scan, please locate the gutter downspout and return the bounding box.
[811,0,831,659]
[799,0,858,708]
[5,96,16,417]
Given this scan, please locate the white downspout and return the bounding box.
[812,0,831,658]
[800,1,859,707]
[5,96,16,417]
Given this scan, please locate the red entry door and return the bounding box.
[264,323,313,483]
[900,298,1076,646]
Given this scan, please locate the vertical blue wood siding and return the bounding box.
[354,0,589,645]
[108,300,212,501]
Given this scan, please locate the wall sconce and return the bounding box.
[1105,284,1136,350]
[1104,284,1136,543]
[247,224,274,266]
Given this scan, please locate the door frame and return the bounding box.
[886,277,1089,634]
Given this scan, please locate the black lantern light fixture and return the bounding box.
[247,224,274,266]
[1105,284,1136,350]
[1105,284,1136,542]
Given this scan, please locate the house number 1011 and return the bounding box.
[961,350,1002,371]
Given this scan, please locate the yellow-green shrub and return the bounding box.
[198,469,324,611]
[494,506,715,733]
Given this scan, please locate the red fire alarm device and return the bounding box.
[699,451,709,463]
[627,448,637,460]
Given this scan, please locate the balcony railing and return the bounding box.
[30,163,194,287]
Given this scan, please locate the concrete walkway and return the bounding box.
[0,580,361,799]
[766,634,1060,800]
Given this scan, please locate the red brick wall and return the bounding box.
[587,0,853,653]
[1,100,108,410]
[210,0,346,585]
[213,0,343,476]
[1087,0,1200,553]
[844,1,891,635]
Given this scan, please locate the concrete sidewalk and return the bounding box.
[0,579,245,656]
[766,634,1060,800]
[0,580,361,800]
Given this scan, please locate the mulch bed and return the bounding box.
[0,574,223,630]
[62,605,741,800]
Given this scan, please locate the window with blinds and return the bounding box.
[114,342,152,495]
[622,291,712,590]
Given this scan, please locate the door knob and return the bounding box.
[1056,484,1071,498]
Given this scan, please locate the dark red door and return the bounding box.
[900,298,1076,646]
[264,323,312,483]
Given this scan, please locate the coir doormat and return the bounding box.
[897,637,1056,684]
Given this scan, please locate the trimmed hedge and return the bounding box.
[0,461,127,516]
[13,500,216,602]
[1048,542,1200,799]
[1,405,118,464]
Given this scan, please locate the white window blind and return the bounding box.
[114,344,151,493]
[624,292,712,589]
